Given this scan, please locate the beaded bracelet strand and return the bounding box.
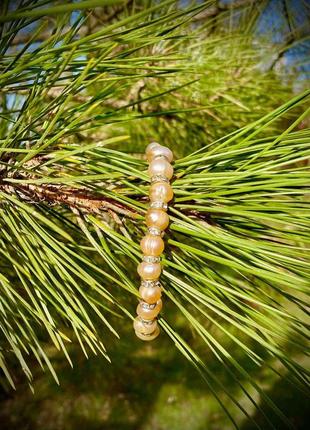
[133,142,174,341]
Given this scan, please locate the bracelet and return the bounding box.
[133,142,174,341]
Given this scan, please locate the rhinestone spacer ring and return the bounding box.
[148,226,162,236]
[150,201,168,210]
[141,301,157,310]
[143,255,161,263]
[151,174,169,184]
[140,318,155,325]
[141,280,161,288]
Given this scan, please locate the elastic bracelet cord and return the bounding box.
[133,142,174,341]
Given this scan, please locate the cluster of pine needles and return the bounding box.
[0,1,309,428]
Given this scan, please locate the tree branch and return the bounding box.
[0,182,140,219]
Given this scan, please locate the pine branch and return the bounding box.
[0,182,140,218]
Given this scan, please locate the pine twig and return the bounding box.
[0,182,139,219]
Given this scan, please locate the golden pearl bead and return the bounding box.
[145,142,160,158]
[146,209,169,230]
[137,261,161,280]
[135,326,160,341]
[139,284,162,303]
[148,158,174,179]
[136,300,162,319]
[140,234,164,256]
[146,145,173,163]
[133,317,158,335]
[149,182,174,203]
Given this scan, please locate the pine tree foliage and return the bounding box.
[0,1,309,427]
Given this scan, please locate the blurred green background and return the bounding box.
[0,306,309,430]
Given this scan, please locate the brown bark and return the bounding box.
[0,182,140,219]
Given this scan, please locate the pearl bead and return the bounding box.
[135,326,160,341]
[149,182,174,203]
[139,284,162,303]
[145,142,160,158]
[140,234,164,256]
[137,261,161,280]
[146,209,169,230]
[133,317,158,335]
[148,158,174,179]
[136,300,162,319]
[146,145,173,163]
